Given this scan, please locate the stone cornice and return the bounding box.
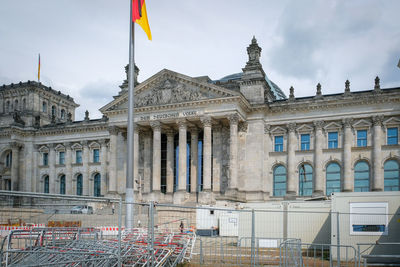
[268,90,400,113]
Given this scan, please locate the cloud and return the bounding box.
[75,80,118,120]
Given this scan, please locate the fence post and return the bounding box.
[118,197,122,267]
[336,212,340,267]
[148,201,155,267]
[251,209,255,266]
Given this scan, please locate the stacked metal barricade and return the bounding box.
[0,227,196,267]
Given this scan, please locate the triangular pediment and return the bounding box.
[353,119,372,128]
[383,117,400,126]
[101,69,239,113]
[270,126,287,135]
[324,121,342,131]
[297,124,314,133]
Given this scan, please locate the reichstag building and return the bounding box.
[0,37,399,204]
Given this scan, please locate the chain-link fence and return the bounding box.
[1,190,399,266]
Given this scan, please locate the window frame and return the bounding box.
[300,134,310,151]
[59,151,65,165]
[387,127,398,145]
[354,161,370,192]
[384,160,399,191]
[326,162,341,195]
[273,165,287,196]
[43,152,49,166]
[93,149,100,163]
[75,150,82,164]
[274,135,284,152]
[357,129,368,147]
[328,132,338,149]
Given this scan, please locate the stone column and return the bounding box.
[212,124,222,193]
[143,130,152,193]
[100,139,108,196]
[264,124,271,196]
[133,127,139,192]
[189,127,198,193]
[286,123,297,196]
[151,121,161,192]
[228,114,239,191]
[24,141,34,192]
[10,142,21,191]
[64,142,73,195]
[313,120,324,196]
[49,144,56,194]
[166,130,175,194]
[372,115,384,191]
[108,126,119,194]
[177,119,187,192]
[342,118,353,191]
[201,116,212,191]
[82,140,90,196]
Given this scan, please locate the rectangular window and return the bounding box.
[328,132,338,148]
[43,152,48,166]
[300,134,310,150]
[274,136,284,152]
[357,130,367,147]
[387,127,398,145]
[76,150,82,164]
[350,202,388,235]
[93,149,100,163]
[59,151,65,165]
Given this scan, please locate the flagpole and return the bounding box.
[126,0,136,229]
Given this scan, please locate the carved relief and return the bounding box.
[238,121,248,133]
[134,79,210,107]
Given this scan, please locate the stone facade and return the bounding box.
[1,38,399,204]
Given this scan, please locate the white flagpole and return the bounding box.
[125,0,136,229]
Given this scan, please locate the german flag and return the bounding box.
[132,0,152,40]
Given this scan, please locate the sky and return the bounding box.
[0,0,399,120]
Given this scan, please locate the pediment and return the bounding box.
[270,126,287,135]
[324,121,342,131]
[101,69,238,112]
[383,117,400,126]
[353,119,372,128]
[297,124,314,133]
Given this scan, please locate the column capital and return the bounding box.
[342,118,353,128]
[238,121,248,133]
[99,139,108,146]
[200,116,212,127]
[108,126,120,135]
[63,142,72,148]
[150,120,162,131]
[264,124,271,134]
[9,141,23,149]
[188,126,199,135]
[164,128,175,136]
[177,119,187,130]
[141,129,152,138]
[372,115,384,126]
[81,140,89,147]
[313,120,325,130]
[287,122,297,132]
[228,113,240,125]
[47,143,55,149]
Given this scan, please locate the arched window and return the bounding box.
[76,174,83,195]
[14,100,19,110]
[354,161,370,192]
[5,151,12,168]
[384,160,400,191]
[44,175,49,193]
[94,173,101,197]
[273,165,287,196]
[326,162,341,195]
[60,175,66,194]
[299,164,313,196]
[51,105,56,117]
[6,101,10,113]
[22,99,26,110]
[60,109,65,119]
